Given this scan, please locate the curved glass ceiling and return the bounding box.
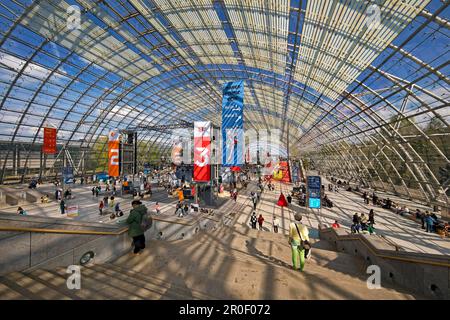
[0,0,449,203]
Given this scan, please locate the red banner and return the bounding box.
[42,127,57,154]
[193,121,211,182]
[108,131,120,177]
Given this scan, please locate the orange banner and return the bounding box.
[42,127,57,154]
[108,131,120,177]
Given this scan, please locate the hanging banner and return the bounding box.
[42,127,57,154]
[62,166,74,184]
[193,121,211,182]
[292,163,300,183]
[272,161,291,183]
[222,81,244,167]
[108,130,120,177]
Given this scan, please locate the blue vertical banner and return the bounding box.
[307,176,321,209]
[222,81,244,167]
[292,164,299,183]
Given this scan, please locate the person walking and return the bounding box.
[91,187,96,197]
[250,212,257,229]
[252,192,258,210]
[174,201,181,215]
[60,199,66,215]
[95,186,99,197]
[99,200,104,215]
[257,214,265,230]
[352,213,360,233]
[369,209,375,225]
[289,213,310,271]
[233,188,238,202]
[126,200,148,255]
[155,202,161,215]
[425,213,436,233]
[420,211,426,229]
[360,213,368,231]
[109,196,115,211]
[287,194,292,205]
[115,202,123,217]
[273,216,280,233]
[17,206,26,215]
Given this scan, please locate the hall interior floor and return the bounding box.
[244,175,450,256]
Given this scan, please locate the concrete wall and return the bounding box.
[25,192,37,203]
[5,194,19,206]
[319,226,450,299]
[0,213,224,276]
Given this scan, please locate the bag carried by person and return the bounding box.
[140,210,153,231]
[295,223,311,250]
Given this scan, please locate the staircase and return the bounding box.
[0,220,423,300]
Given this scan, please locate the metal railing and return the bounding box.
[0,211,213,236]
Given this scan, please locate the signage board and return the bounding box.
[307,175,321,209]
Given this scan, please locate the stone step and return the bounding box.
[0,271,71,300]
[0,280,28,300]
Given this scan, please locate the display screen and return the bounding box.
[309,198,321,209]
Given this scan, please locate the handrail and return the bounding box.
[321,228,450,268]
[0,226,129,236]
[0,212,213,235]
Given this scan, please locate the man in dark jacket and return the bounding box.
[126,200,147,255]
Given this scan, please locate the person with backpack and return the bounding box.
[126,200,151,255]
[288,213,311,271]
[250,212,257,229]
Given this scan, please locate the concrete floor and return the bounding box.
[1,175,449,255]
[241,175,450,256]
[0,182,423,300]
[0,182,181,224]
